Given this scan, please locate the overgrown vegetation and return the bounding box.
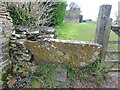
[6,1,67,27]
[1,58,108,88]
[80,58,108,87]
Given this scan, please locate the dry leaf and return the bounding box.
[6,74,12,80]
[7,78,17,86]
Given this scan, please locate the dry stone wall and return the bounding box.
[26,39,102,67]
[0,2,13,79]
[9,26,56,65]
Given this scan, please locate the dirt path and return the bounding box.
[74,72,119,88]
[102,72,119,88]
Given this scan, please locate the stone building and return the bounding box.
[64,2,80,23]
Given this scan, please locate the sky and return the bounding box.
[67,0,120,21]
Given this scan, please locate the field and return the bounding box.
[54,22,119,51]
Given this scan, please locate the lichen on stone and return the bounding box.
[26,39,102,67]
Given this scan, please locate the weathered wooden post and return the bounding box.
[118,1,120,26]
[94,5,112,70]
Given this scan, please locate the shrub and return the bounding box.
[6,1,55,26]
[6,1,67,27]
[83,20,86,22]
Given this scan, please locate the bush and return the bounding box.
[7,5,35,26]
[6,1,67,27]
[83,20,86,22]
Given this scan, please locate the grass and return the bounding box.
[54,22,119,51]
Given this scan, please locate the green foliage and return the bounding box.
[1,73,8,81]
[1,68,12,81]
[83,20,86,22]
[29,78,42,88]
[80,58,108,87]
[49,2,67,26]
[7,5,35,26]
[1,60,109,88]
[7,2,67,27]
[30,61,108,88]
[6,68,12,75]
[0,80,3,85]
[31,63,57,88]
[31,62,79,88]
[79,15,83,22]
[60,63,79,84]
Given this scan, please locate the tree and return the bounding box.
[50,2,67,26]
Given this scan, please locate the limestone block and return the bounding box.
[0,53,9,63]
[0,19,12,38]
[37,34,55,39]
[56,67,67,82]
[26,38,102,67]
[41,29,56,34]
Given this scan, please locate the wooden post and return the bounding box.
[94,5,112,59]
[100,18,112,71]
[95,5,112,44]
[118,2,120,82]
[101,18,112,59]
[94,5,112,70]
[118,1,120,26]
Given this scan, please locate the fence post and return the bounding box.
[94,5,112,70]
[101,18,112,59]
[118,1,120,26]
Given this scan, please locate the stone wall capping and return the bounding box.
[26,38,102,48]
[46,39,102,47]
